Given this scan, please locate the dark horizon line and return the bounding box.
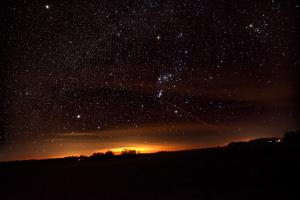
[0,134,290,164]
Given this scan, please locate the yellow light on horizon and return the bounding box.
[98,146,158,155]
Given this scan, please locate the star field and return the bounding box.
[0,0,299,161]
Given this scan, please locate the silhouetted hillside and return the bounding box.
[0,131,299,200]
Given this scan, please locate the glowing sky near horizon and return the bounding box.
[0,122,294,161]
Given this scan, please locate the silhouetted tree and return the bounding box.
[104,151,114,158]
[121,149,137,155]
[90,152,105,160]
[91,152,104,157]
[120,149,137,158]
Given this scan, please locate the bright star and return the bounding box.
[45,4,50,9]
[157,90,163,98]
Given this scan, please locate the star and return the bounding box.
[76,114,81,119]
[45,4,50,9]
[177,32,183,38]
[157,74,172,84]
[157,90,163,98]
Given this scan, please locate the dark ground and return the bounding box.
[0,138,299,200]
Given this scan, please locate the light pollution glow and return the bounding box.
[0,122,292,162]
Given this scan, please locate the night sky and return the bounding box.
[1,0,299,161]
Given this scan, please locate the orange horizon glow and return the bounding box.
[0,137,260,162]
[0,122,285,162]
[50,144,193,158]
[97,146,159,154]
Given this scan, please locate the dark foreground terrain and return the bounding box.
[0,135,300,200]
